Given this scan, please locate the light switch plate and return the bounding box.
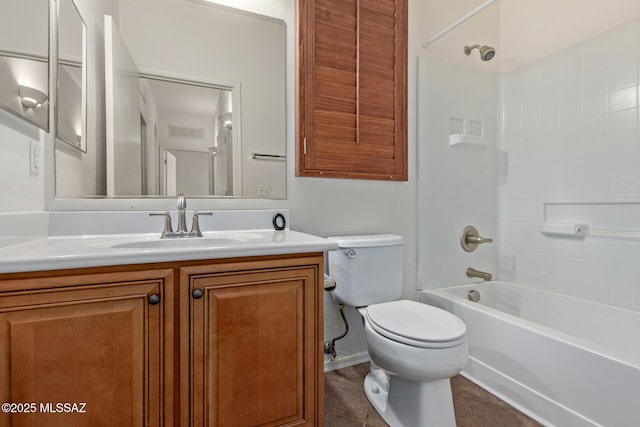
[29,139,41,176]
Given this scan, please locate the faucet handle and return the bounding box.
[149,211,174,238]
[191,211,212,237]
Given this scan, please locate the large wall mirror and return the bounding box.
[0,0,50,131]
[54,0,286,200]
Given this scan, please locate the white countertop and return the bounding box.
[0,229,338,274]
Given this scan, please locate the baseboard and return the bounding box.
[323,351,370,372]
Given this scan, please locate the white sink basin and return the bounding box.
[111,237,242,249]
[87,231,264,250]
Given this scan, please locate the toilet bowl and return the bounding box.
[359,300,468,427]
[327,235,469,427]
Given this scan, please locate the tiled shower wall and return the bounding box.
[499,20,640,310]
[418,55,499,290]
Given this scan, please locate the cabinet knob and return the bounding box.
[192,289,204,299]
[148,294,161,305]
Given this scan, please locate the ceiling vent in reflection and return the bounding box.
[168,125,205,140]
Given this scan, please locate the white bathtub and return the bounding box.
[419,281,640,427]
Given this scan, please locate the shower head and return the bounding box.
[464,44,495,61]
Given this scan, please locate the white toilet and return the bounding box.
[327,235,468,427]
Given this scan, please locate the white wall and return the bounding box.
[0,0,48,56]
[0,111,46,212]
[0,0,49,204]
[0,0,50,132]
[499,19,640,311]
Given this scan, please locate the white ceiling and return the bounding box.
[501,0,640,71]
[420,0,640,72]
[144,78,223,116]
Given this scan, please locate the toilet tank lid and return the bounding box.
[327,234,404,248]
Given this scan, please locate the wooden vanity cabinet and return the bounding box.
[180,254,324,427]
[0,253,323,427]
[0,268,174,427]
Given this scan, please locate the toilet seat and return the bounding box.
[362,300,467,349]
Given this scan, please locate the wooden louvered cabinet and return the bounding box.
[297,0,408,180]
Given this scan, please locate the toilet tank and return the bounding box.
[327,235,404,307]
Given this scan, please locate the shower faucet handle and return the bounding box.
[467,235,493,244]
[461,226,493,252]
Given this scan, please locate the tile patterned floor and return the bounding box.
[324,363,542,427]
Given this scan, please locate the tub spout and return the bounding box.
[467,268,492,281]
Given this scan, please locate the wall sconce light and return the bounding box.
[218,112,232,130]
[19,85,48,109]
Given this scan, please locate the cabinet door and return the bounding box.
[297,0,407,180]
[183,258,322,427]
[0,269,173,427]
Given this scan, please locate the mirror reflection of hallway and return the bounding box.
[54,0,286,200]
[163,149,213,196]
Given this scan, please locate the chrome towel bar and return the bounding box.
[251,153,286,160]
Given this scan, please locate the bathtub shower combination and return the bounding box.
[420,281,640,426]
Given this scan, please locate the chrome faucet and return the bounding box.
[176,193,189,235]
[466,268,493,281]
[150,194,212,238]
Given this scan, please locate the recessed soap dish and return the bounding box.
[449,134,488,147]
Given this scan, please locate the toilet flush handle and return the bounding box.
[344,249,357,258]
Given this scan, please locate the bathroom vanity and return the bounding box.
[0,218,335,427]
